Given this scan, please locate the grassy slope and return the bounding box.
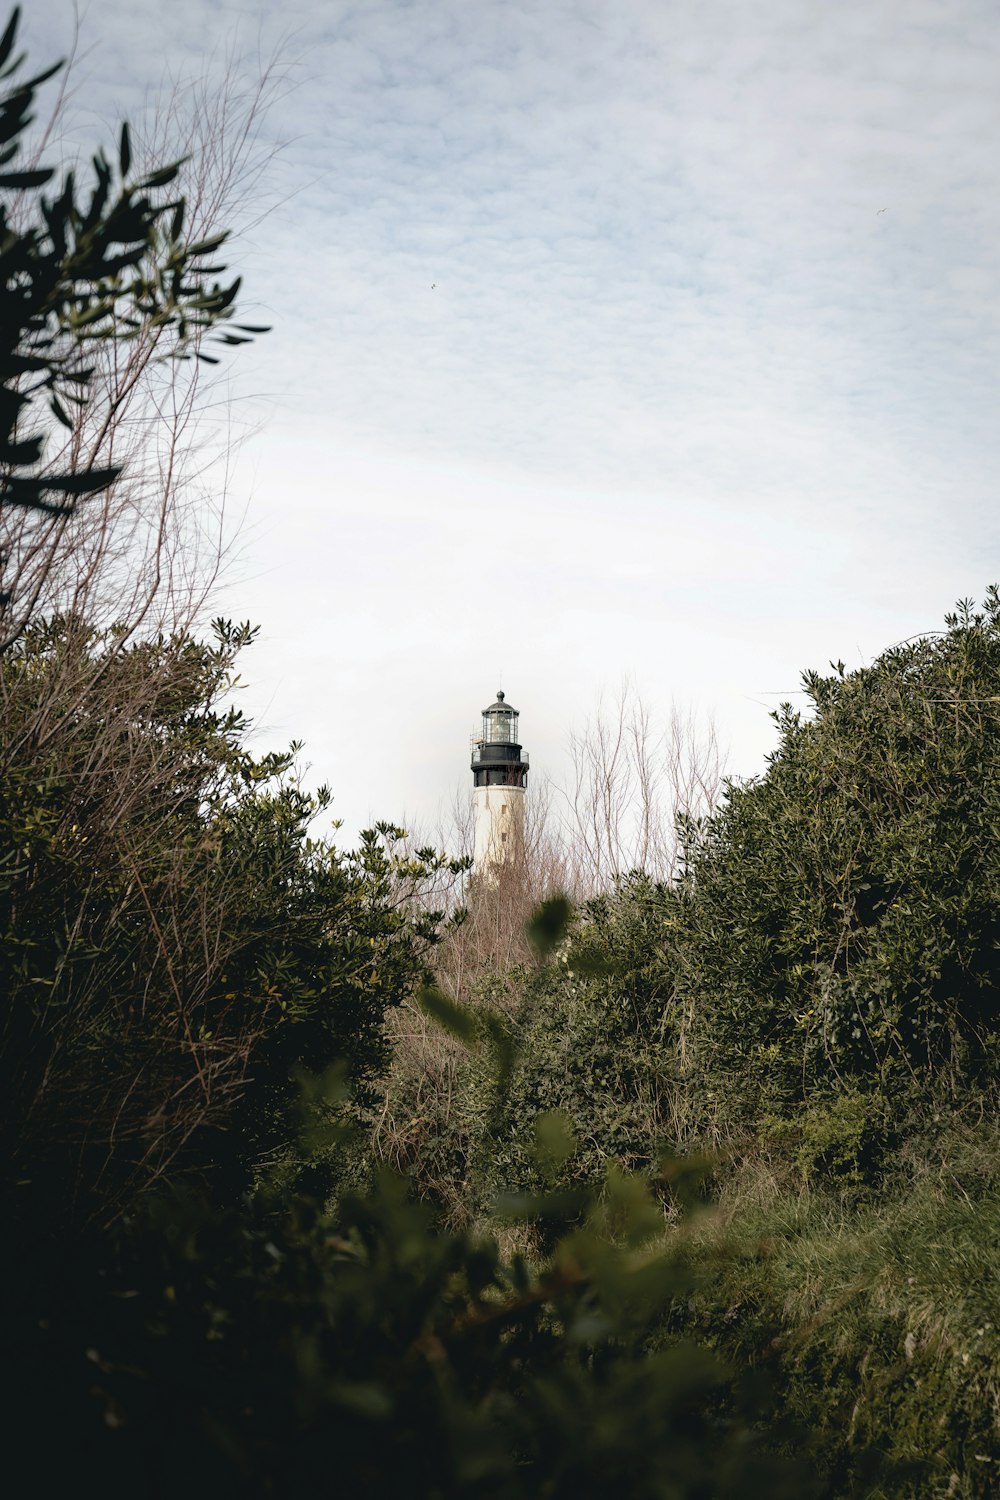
[673,1129,1000,1497]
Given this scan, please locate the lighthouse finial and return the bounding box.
[496,689,505,702]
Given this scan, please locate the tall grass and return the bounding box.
[675,1127,1000,1497]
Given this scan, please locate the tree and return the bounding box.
[670,591,1000,1136]
[561,685,724,892]
[0,6,271,647]
[0,5,264,521]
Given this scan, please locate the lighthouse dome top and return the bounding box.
[482,689,516,716]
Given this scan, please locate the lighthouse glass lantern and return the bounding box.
[471,690,529,875]
[482,692,517,746]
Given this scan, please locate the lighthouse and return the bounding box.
[471,690,529,877]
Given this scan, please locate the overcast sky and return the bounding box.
[25,0,1000,844]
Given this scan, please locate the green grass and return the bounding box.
[671,1126,1000,1498]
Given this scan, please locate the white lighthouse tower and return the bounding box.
[471,690,529,878]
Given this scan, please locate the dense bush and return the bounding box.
[370,598,1000,1496]
[0,614,459,1230]
[674,591,1000,1132]
[7,1140,814,1500]
[462,593,1000,1190]
[674,1128,1000,1500]
[8,598,1000,1493]
[371,879,681,1225]
[478,879,680,1207]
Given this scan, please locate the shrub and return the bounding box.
[6,1149,815,1500]
[0,615,459,1229]
[672,592,1000,1134]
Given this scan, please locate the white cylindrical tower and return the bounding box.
[471,690,529,879]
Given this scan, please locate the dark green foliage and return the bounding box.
[758,1088,891,1185]
[489,592,1000,1180]
[674,591,1000,1132]
[6,1158,814,1500]
[0,615,457,1228]
[673,1137,1000,1499]
[10,587,1000,1496]
[525,892,573,957]
[385,595,1000,1494]
[0,7,265,520]
[5,19,997,1475]
[403,878,682,1220]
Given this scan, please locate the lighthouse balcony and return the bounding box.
[471,744,528,767]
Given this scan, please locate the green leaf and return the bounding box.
[0,9,20,74]
[119,122,131,177]
[532,1111,577,1173]
[526,895,573,958]
[41,466,120,494]
[135,161,183,191]
[49,392,72,430]
[184,232,229,258]
[491,1186,589,1222]
[0,167,54,189]
[417,984,478,1045]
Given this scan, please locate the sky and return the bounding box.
[23,0,1000,844]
